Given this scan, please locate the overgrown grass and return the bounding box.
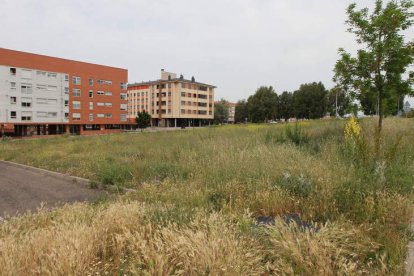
[0,118,413,274]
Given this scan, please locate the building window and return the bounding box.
[120,114,127,121]
[64,74,69,81]
[47,99,57,105]
[120,104,127,111]
[21,70,32,79]
[72,113,81,120]
[65,113,69,119]
[89,90,93,98]
[89,102,93,110]
[36,84,47,91]
[181,92,185,97]
[72,76,81,85]
[47,85,57,91]
[97,79,112,85]
[22,102,32,107]
[37,112,57,118]
[47,72,57,78]
[10,68,16,75]
[10,97,17,104]
[21,97,32,108]
[104,91,112,96]
[97,90,104,95]
[64,87,69,94]
[10,111,17,119]
[37,71,47,77]
[105,113,112,118]
[97,114,104,118]
[36,98,47,104]
[21,84,32,94]
[89,78,93,86]
[89,114,94,122]
[120,93,127,100]
[72,101,81,109]
[10,82,16,90]
[104,102,112,107]
[21,116,32,121]
[73,89,81,97]
[64,100,69,107]
[120,83,127,89]
[97,102,104,107]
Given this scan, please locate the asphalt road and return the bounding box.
[0,161,107,217]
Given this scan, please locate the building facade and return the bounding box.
[227,102,236,123]
[128,70,215,127]
[0,48,128,136]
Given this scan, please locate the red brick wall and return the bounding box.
[0,48,128,126]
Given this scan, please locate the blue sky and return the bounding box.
[0,0,412,103]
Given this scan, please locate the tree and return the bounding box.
[136,111,151,131]
[278,91,294,121]
[327,87,352,117]
[334,0,414,133]
[234,99,249,123]
[247,86,278,123]
[293,82,328,119]
[214,99,229,124]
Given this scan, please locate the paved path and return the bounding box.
[0,161,107,217]
[406,218,414,275]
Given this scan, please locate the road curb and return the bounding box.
[0,160,90,185]
[0,160,136,193]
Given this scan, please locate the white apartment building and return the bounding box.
[0,66,69,135]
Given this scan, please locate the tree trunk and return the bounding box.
[375,87,384,156]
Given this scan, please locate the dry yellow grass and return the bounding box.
[0,200,390,275]
[0,118,413,274]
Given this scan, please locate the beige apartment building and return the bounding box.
[128,70,215,127]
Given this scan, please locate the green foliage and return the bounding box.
[293,82,328,119]
[96,161,132,187]
[276,172,314,198]
[234,99,248,123]
[136,111,151,130]
[247,86,278,123]
[285,123,309,145]
[278,91,294,121]
[214,99,229,124]
[334,0,414,130]
[326,87,351,117]
[207,191,229,211]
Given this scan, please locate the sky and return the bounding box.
[0,0,413,103]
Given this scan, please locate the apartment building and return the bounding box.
[227,102,236,123]
[128,70,215,127]
[0,48,128,136]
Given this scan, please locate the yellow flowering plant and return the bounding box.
[344,116,361,143]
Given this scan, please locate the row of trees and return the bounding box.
[233,0,414,128]
[233,82,353,123]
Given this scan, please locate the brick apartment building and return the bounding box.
[0,48,129,136]
[128,70,215,127]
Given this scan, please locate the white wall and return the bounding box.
[0,65,69,124]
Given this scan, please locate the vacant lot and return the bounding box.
[0,118,413,275]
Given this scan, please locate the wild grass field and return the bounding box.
[0,118,413,275]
